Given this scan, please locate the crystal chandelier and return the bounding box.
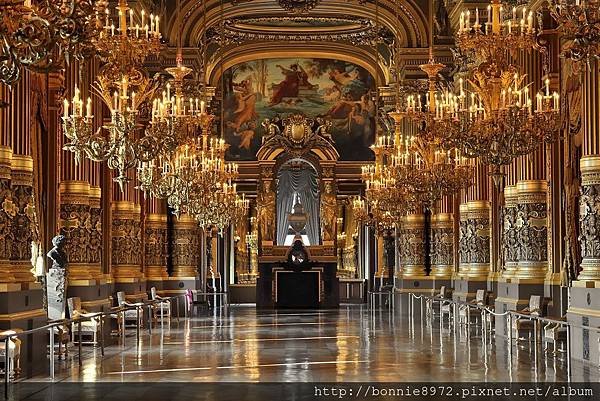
[392,57,474,207]
[0,0,107,86]
[389,115,474,208]
[357,135,414,231]
[138,112,245,230]
[62,0,166,191]
[546,0,600,61]
[436,0,561,183]
[95,0,162,76]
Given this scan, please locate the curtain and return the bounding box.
[276,166,320,245]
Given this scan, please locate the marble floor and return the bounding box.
[25,305,600,383]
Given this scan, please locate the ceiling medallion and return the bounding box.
[278,0,320,14]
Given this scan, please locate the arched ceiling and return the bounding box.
[156,0,435,85]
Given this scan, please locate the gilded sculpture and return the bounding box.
[320,182,337,242]
[257,182,275,242]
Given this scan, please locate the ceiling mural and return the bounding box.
[223,58,376,161]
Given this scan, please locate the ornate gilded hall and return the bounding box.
[0,0,600,399]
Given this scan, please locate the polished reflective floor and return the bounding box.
[27,306,599,382]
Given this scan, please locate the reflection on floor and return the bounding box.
[27,306,599,382]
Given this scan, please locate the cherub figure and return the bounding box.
[315,117,334,142]
[261,118,281,144]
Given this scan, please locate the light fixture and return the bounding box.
[436,0,561,184]
[547,0,600,61]
[62,0,166,191]
[0,0,107,86]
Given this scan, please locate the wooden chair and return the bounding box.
[149,287,171,323]
[186,289,209,316]
[542,317,567,354]
[512,295,544,340]
[68,297,101,345]
[459,289,490,325]
[112,291,143,329]
[0,329,21,379]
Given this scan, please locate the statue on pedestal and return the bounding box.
[320,182,337,242]
[46,235,68,320]
[257,182,275,242]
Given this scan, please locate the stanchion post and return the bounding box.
[566,324,571,382]
[4,336,9,398]
[147,305,152,335]
[78,321,82,366]
[49,328,55,380]
[120,311,125,346]
[136,307,141,345]
[99,316,105,356]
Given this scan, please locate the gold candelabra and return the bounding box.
[63,73,160,191]
[392,57,474,206]
[95,0,162,76]
[357,135,415,231]
[433,0,561,183]
[547,0,600,61]
[63,0,170,192]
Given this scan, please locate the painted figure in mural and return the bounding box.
[227,78,258,131]
[320,182,337,242]
[257,182,275,242]
[315,117,333,142]
[269,63,314,106]
[224,58,375,160]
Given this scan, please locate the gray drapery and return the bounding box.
[276,167,320,245]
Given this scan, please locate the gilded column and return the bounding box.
[145,198,168,281]
[9,72,35,283]
[0,146,15,283]
[59,62,104,282]
[88,185,102,277]
[398,213,426,277]
[514,178,548,279]
[457,202,470,276]
[467,199,491,279]
[171,215,199,278]
[502,184,519,277]
[578,59,600,281]
[465,161,491,279]
[59,181,93,280]
[430,196,454,278]
[111,169,143,283]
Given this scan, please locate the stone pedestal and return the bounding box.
[567,283,600,363]
[494,278,544,337]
